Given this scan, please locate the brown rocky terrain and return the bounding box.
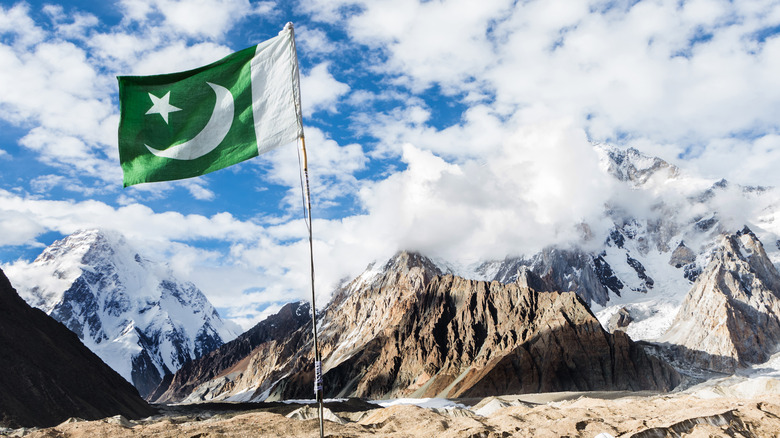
[12,390,780,437]
[661,227,780,372]
[0,268,155,428]
[154,252,679,403]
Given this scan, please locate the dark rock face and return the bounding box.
[593,253,624,295]
[670,241,703,282]
[150,301,311,403]
[491,247,612,306]
[159,252,680,402]
[315,270,679,399]
[661,227,780,372]
[626,254,654,291]
[0,268,155,428]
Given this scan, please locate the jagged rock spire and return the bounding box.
[661,227,780,372]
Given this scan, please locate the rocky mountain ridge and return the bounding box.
[153,251,679,403]
[5,229,239,397]
[660,226,780,373]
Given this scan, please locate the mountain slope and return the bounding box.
[0,268,155,428]
[155,252,679,403]
[5,229,239,397]
[660,227,780,372]
[150,300,310,402]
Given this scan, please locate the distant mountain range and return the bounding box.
[151,145,780,403]
[6,144,780,407]
[152,251,680,403]
[475,144,780,343]
[5,229,239,397]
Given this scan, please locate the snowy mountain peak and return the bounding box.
[6,228,239,398]
[594,143,680,186]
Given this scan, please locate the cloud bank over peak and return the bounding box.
[353,120,614,265]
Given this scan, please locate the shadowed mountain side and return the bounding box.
[0,268,155,428]
[317,277,679,399]
[149,301,310,402]
[156,252,679,402]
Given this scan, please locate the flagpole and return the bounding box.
[300,135,324,438]
[288,23,324,437]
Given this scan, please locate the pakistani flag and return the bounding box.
[117,24,303,187]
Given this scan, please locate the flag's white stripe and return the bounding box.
[250,26,304,156]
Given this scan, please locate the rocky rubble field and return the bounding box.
[6,389,780,438]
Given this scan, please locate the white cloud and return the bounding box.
[300,62,350,115]
[0,210,46,247]
[29,174,106,196]
[361,104,508,160]
[304,0,780,188]
[118,0,275,39]
[353,120,615,265]
[263,127,366,207]
[19,129,119,181]
[297,25,337,54]
[126,40,233,75]
[180,179,216,201]
[42,4,99,40]
[0,3,45,48]
[303,0,512,92]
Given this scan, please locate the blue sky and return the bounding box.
[1,0,780,328]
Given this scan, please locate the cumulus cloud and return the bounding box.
[353,120,615,265]
[297,25,338,55]
[304,0,780,187]
[0,3,45,47]
[117,0,275,39]
[42,5,99,40]
[300,62,351,115]
[262,127,367,212]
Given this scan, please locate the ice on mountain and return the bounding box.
[4,229,239,397]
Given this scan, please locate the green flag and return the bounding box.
[117,24,303,187]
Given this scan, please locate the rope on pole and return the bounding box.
[300,135,324,438]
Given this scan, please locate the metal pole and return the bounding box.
[301,135,324,438]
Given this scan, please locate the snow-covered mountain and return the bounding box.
[4,229,240,397]
[471,144,780,344]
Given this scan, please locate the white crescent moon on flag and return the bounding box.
[145,82,234,160]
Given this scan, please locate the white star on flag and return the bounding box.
[145,91,181,124]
